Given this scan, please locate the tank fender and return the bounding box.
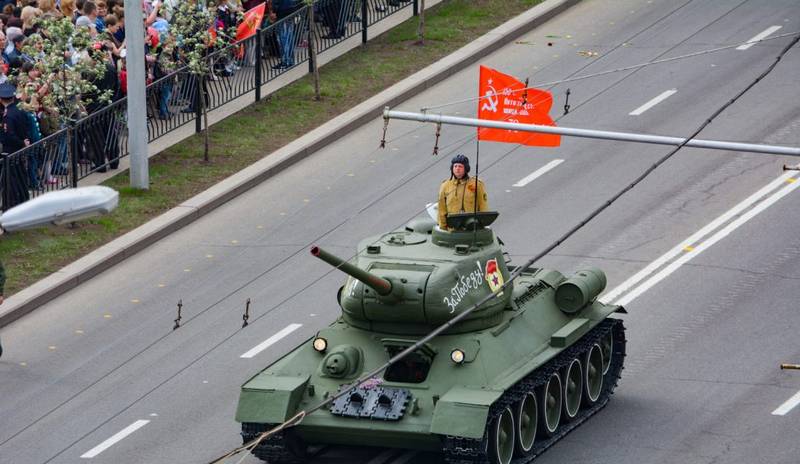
[235,374,310,424]
[430,386,504,439]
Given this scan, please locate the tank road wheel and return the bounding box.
[514,392,537,456]
[537,372,562,437]
[562,358,583,421]
[583,343,604,406]
[600,330,613,375]
[488,406,515,464]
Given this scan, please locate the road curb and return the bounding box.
[0,0,578,327]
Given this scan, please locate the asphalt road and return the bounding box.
[2,0,800,463]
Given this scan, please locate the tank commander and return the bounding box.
[437,154,488,230]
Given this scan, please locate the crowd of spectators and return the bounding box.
[0,0,412,208]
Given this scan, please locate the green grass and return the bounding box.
[1,0,542,296]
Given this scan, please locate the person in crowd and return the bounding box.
[37,0,59,18]
[319,0,347,39]
[0,82,31,206]
[75,1,99,37]
[270,0,300,70]
[0,82,31,153]
[0,30,8,70]
[95,0,107,32]
[110,5,124,42]
[154,33,177,119]
[437,154,488,230]
[21,6,42,36]
[82,51,120,172]
[59,0,77,21]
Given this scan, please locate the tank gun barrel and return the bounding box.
[311,246,393,296]
[781,363,800,370]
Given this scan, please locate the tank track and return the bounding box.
[241,423,306,464]
[442,318,626,464]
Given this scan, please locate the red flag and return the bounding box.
[236,2,266,41]
[477,65,560,147]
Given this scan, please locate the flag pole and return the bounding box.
[472,138,480,244]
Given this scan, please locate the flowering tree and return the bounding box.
[170,0,237,162]
[12,17,115,182]
[19,17,112,155]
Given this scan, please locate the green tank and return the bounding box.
[235,212,626,464]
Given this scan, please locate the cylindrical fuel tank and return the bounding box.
[555,268,607,313]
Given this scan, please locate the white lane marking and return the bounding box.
[600,172,795,304]
[614,176,800,307]
[391,451,418,464]
[737,25,782,50]
[240,323,303,359]
[772,390,800,416]
[366,449,401,464]
[629,89,677,116]
[80,420,150,458]
[513,159,564,187]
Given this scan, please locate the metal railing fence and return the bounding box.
[1,0,418,211]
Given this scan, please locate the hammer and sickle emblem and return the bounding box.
[481,85,499,113]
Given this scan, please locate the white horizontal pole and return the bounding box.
[383,109,800,157]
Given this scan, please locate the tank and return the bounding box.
[235,211,626,464]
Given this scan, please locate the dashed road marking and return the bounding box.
[737,25,782,50]
[772,390,800,416]
[513,159,563,187]
[80,420,150,459]
[629,89,677,116]
[240,323,303,359]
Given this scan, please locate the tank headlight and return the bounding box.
[450,349,465,364]
[313,337,328,353]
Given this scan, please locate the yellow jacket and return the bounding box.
[438,176,488,229]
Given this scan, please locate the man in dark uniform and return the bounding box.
[0,82,31,208]
[0,82,31,155]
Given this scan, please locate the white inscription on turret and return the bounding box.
[443,261,485,313]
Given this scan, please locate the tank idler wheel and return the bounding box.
[583,343,604,406]
[537,372,562,437]
[513,392,537,456]
[488,406,515,464]
[562,358,583,421]
[600,330,613,375]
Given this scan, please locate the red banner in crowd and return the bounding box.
[477,65,560,147]
[237,2,266,41]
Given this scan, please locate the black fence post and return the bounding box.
[361,0,368,44]
[308,6,315,74]
[1,152,9,212]
[413,0,419,16]
[194,73,202,134]
[255,31,262,102]
[70,126,79,188]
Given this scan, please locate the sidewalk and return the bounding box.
[0,0,578,327]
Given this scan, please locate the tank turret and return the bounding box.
[309,215,512,334]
